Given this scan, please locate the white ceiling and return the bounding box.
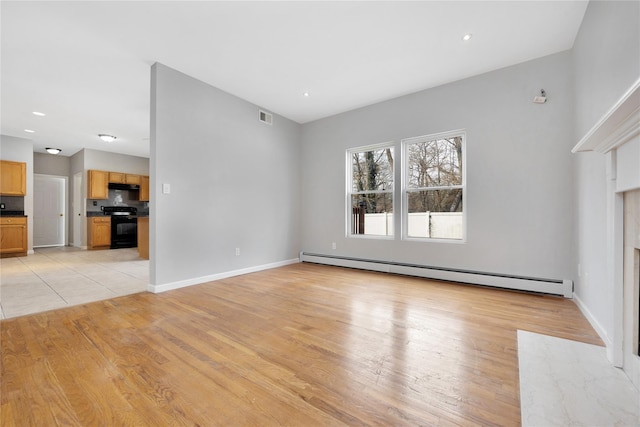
[1,1,588,159]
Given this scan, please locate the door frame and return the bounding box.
[33,173,68,247]
[73,172,83,248]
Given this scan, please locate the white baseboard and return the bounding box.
[572,291,616,363]
[147,258,299,294]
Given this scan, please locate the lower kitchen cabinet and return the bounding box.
[137,217,149,259]
[0,217,27,257]
[88,217,111,249]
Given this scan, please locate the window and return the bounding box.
[347,143,394,237]
[403,131,465,240]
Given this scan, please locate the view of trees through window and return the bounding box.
[405,134,464,240]
[349,146,394,236]
[347,133,464,239]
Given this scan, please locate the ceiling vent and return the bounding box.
[259,109,273,125]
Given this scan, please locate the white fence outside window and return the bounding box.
[360,212,462,239]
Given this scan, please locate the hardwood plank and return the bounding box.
[1,263,602,426]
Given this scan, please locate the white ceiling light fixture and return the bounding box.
[24,129,35,133]
[303,92,310,97]
[462,33,472,41]
[98,134,117,142]
[45,147,61,154]
[32,111,46,116]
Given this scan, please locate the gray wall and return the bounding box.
[300,51,575,281]
[83,148,149,175]
[0,135,35,252]
[150,63,301,287]
[34,152,70,177]
[572,1,640,344]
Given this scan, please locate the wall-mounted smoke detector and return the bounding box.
[259,109,273,125]
[533,89,547,104]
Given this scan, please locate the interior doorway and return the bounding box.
[33,174,67,247]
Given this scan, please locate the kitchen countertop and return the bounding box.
[87,211,149,217]
[0,211,26,217]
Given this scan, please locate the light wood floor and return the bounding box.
[1,263,602,426]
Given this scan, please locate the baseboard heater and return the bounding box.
[299,252,573,298]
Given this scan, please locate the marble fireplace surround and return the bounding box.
[573,78,640,389]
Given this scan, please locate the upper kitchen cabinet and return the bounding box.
[0,160,26,196]
[109,172,141,185]
[109,172,125,183]
[126,174,141,185]
[139,176,150,201]
[88,169,109,199]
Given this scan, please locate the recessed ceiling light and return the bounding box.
[462,33,472,42]
[24,129,35,133]
[32,111,46,116]
[303,92,310,97]
[98,134,117,142]
[45,147,61,155]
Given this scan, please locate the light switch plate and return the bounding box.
[162,183,171,194]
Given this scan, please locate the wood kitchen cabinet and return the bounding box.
[109,172,141,185]
[0,216,27,257]
[109,172,125,183]
[88,170,109,199]
[137,217,149,259]
[125,174,141,185]
[0,160,27,196]
[139,176,150,201]
[88,217,111,249]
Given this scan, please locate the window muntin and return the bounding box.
[403,132,465,240]
[347,144,394,237]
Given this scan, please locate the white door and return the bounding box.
[34,175,66,247]
[73,172,82,247]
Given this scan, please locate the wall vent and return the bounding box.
[259,109,273,125]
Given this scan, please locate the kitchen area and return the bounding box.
[86,169,149,259]
[0,145,152,318]
[0,159,28,258]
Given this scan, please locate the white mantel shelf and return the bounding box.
[572,78,640,154]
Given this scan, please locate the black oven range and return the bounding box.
[102,206,138,249]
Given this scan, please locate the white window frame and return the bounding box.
[401,130,467,243]
[346,142,395,239]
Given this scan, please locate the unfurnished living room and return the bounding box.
[1,1,639,425]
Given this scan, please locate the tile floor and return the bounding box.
[0,246,149,319]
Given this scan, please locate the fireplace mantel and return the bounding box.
[572,77,640,389]
[573,78,640,154]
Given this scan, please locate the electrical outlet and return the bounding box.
[235,248,240,256]
[93,201,97,206]
[0,203,5,209]
[332,242,336,250]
